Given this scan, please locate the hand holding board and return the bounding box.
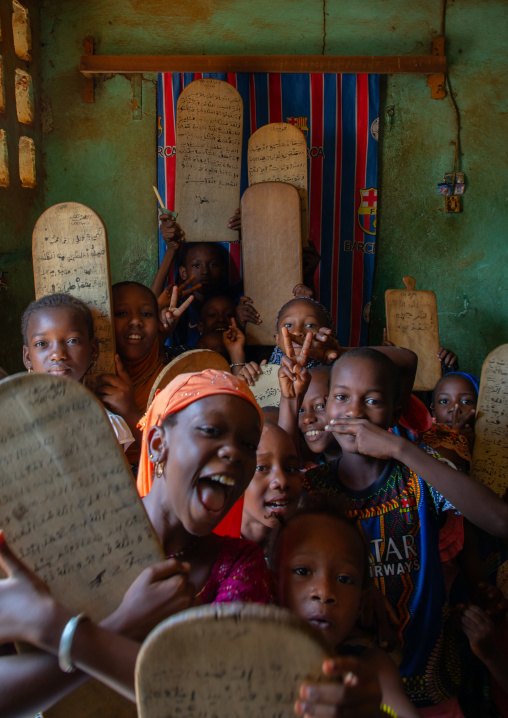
[175,79,243,242]
[242,182,302,346]
[385,276,441,391]
[0,373,163,718]
[136,603,331,718]
[248,122,309,245]
[471,344,508,496]
[249,363,282,408]
[32,202,116,389]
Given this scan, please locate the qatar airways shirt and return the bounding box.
[304,446,461,708]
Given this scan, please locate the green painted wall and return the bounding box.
[1,0,506,375]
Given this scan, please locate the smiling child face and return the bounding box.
[242,423,302,536]
[278,513,366,648]
[298,367,337,455]
[149,394,261,536]
[113,284,159,363]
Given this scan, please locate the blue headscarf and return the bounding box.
[440,371,480,397]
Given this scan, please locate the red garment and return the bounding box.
[400,394,433,433]
[198,536,272,604]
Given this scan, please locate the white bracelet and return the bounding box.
[230,363,246,368]
[58,612,89,673]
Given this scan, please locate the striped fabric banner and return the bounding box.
[157,72,379,347]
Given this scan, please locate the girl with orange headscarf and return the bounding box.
[137,368,271,604]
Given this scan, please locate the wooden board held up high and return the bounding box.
[248,122,309,245]
[136,603,330,718]
[175,79,243,242]
[32,202,116,388]
[385,276,441,391]
[0,374,163,718]
[472,344,508,496]
[242,182,302,346]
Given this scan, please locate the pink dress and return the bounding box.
[198,537,272,604]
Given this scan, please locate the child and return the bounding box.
[97,280,192,466]
[298,366,342,468]
[171,242,260,346]
[241,419,303,550]
[21,293,134,451]
[0,370,272,715]
[270,495,420,718]
[304,347,508,715]
[429,372,478,455]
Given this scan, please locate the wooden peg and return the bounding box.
[402,276,416,291]
[83,37,95,103]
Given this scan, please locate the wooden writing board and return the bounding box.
[385,276,441,391]
[471,344,508,496]
[248,123,309,245]
[0,374,163,718]
[148,349,230,408]
[32,202,115,390]
[175,79,243,242]
[250,363,281,408]
[135,603,330,718]
[242,182,302,345]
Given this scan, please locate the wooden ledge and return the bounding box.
[79,54,446,77]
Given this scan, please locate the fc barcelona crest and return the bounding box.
[357,187,377,236]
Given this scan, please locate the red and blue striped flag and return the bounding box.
[157,72,379,346]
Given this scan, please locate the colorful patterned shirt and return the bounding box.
[303,447,461,708]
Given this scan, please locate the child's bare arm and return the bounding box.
[328,419,508,538]
[0,534,193,709]
[151,216,185,298]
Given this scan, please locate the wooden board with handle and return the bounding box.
[0,373,163,718]
[147,349,230,408]
[175,79,243,243]
[248,122,309,245]
[385,276,441,391]
[242,182,302,346]
[136,603,330,718]
[471,344,508,496]
[32,202,116,390]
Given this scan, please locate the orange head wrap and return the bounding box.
[136,369,263,498]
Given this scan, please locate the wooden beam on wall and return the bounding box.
[80,54,446,78]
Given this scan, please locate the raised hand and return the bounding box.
[157,285,194,331]
[278,327,311,402]
[223,318,246,354]
[160,215,185,250]
[96,354,138,419]
[287,326,340,365]
[292,284,313,298]
[227,207,241,232]
[437,346,458,368]
[236,296,261,328]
